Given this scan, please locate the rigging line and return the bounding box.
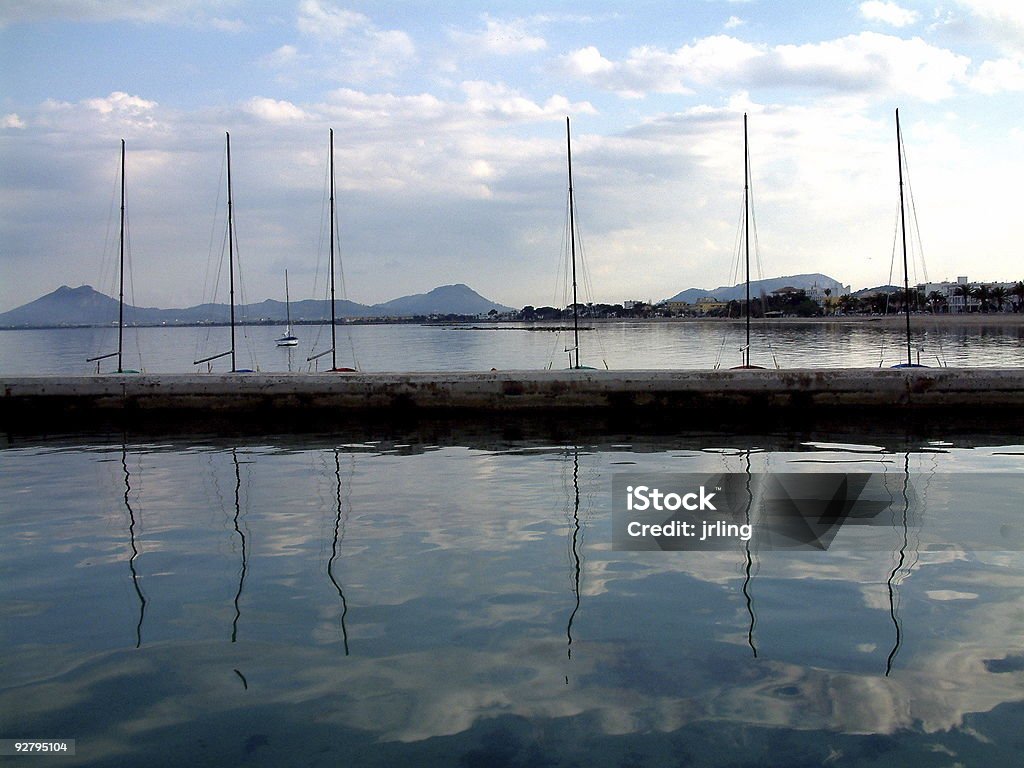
[331,183,359,370]
[90,158,122,362]
[194,150,228,364]
[548,188,572,367]
[124,215,144,370]
[307,156,332,368]
[899,129,930,287]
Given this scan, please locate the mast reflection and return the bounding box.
[565,446,582,684]
[327,448,351,655]
[231,448,248,644]
[741,450,758,658]
[885,452,912,676]
[121,443,146,649]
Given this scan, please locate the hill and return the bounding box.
[372,284,512,316]
[0,283,513,328]
[668,273,850,303]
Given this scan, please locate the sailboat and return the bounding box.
[276,269,299,347]
[307,128,357,372]
[193,132,252,372]
[732,113,766,370]
[87,139,138,374]
[563,116,598,371]
[891,108,928,369]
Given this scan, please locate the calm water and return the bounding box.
[1,319,1022,373]
[2,429,1024,767]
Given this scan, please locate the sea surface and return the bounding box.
[1,430,1023,767]
[2,323,1024,766]
[1,318,1022,373]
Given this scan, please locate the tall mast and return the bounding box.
[285,269,292,329]
[329,128,337,371]
[226,132,237,372]
[896,108,912,366]
[566,116,580,369]
[743,113,751,368]
[117,138,125,374]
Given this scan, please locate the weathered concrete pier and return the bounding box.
[2,369,1022,430]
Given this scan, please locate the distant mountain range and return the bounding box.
[667,273,851,303]
[0,284,514,328]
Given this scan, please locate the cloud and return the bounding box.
[461,81,596,122]
[953,0,1024,54]
[83,92,158,115]
[971,55,1024,93]
[294,0,416,82]
[724,16,745,30]
[859,1,920,28]
[560,32,970,101]
[449,15,548,55]
[244,97,309,123]
[2,113,26,129]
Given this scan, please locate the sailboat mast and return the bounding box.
[226,132,237,373]
[118,138,125,374]
[285,269,292,329]
[743,113,751,368]
[329,128,338,371]
[566,117,580,369]
[896,109,912,366]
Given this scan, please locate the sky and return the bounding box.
[1,0,1021,313]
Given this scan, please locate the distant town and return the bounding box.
[503,276,1024,322]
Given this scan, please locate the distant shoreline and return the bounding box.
[3,313,1024,331]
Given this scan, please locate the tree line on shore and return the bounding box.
[494,280,1024,320]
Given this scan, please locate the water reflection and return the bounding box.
[741,450,758,659]
[230,448,249,644]
[3,320,1023,373]
[327,448,351,655]
[885,453,912,676]
[120,443,146,649]
[1,435,1023,766]
[564,446,582,683]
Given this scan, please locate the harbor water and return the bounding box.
[1,322,1023,766]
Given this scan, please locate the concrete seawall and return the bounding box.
[3,370,1023,430]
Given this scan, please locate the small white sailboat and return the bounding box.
[276,269,299,347]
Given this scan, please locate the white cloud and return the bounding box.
[84,91,158,116]
[953,0,1024,54]
[295,0,415,81]
[2,113,26,129]
[971,55,1024,92]
[859,1,920,28]
[264,44,300,67]
[450,15,547,55]
[724,16,744,30]
[461,81,596,121]
[245,97,309,123]
[561,37,761,98]
[561,33,970,102]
